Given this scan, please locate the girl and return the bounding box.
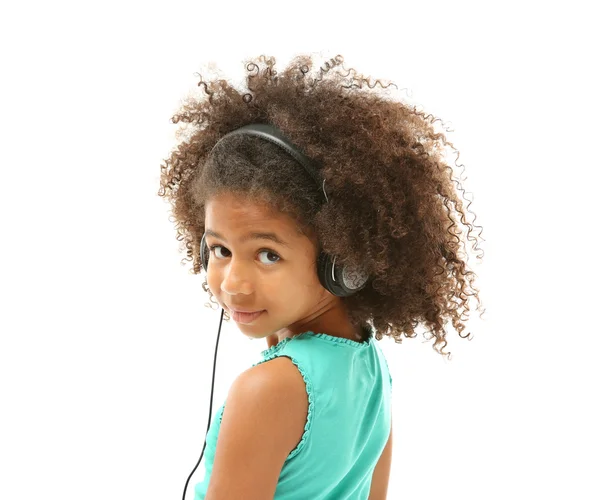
[159,53,484,499]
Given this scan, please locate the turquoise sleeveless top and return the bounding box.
[194,327,393,500]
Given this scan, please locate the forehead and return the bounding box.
[204,192,299,237]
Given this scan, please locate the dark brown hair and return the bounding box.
[158,53,485,359]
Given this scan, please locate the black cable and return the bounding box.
[182,307,224,500]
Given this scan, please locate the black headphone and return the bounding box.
[182,123,370,499]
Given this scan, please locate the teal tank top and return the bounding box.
[194,326,393,499]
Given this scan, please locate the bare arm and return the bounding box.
[368,422,393,500]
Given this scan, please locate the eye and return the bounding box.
[257,249,281,265]
[208,245,281,266]
[208,244,230,259]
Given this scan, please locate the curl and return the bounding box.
[158,52,486,360]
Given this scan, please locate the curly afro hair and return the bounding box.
[158,53,485,360]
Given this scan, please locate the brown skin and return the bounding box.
[204,192,364,348]
[158,53,485,359]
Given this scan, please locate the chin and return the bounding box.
[238,329,268,341]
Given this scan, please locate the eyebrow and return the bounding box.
[204,229,291,248]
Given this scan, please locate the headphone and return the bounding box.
[182,123,370,499]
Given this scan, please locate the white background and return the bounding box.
[1,1,598,499]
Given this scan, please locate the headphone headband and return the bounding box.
[209,123,328,203]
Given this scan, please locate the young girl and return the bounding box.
[159,53,484,499]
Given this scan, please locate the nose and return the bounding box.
[219,258,254,295]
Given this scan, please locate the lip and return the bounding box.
[230,307,263,313]
[230,309,265,324]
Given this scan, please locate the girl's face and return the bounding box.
[204,191,346,343]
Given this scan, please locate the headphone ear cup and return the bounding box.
[200,233,209,272]
[316,252,333,293]
[317,252,369,297]
[339,260,369,292]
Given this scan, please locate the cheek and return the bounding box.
[206,272,219,296]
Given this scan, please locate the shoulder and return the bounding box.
[231,356,309,419]
[236,356,309,440]
[245,355,308,397]
[205,356,308,498]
